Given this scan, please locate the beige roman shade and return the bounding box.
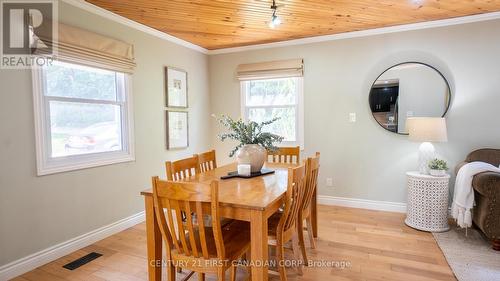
[34,24,136,73]
[236,59,304,80]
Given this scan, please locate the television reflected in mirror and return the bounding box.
[369,62,451,135]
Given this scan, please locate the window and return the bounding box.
[241,77,304,147]
[33,61,134,175]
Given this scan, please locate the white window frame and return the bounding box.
[240,77,304,149]
[32,62,135,176]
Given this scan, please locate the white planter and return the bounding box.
[429,169,447,177]
[236,144,267,173]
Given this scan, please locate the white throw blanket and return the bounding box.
[452,161,500,228]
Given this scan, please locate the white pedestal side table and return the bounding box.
[405,172,450,232]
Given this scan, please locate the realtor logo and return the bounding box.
[1,0,57,69]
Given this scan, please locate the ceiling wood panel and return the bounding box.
[85,0,500,50]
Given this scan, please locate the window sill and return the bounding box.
[37,153,135,176]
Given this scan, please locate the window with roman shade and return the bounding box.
[32,24,136,175]
[238,59,304,148]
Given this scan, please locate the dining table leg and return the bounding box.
[311,186,318,238]
[250,209,269,281]
[145,195,163,281]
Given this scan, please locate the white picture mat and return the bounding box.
[166,68,187,107]
[167,111,188,149]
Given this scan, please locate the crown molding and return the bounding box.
[208,11,500,55]
[62,1,500,56]
[61,0,209,54]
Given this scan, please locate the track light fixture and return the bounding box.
[269,0,281,28]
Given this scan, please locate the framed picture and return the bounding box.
[165,67,188,108]
[166,110,189,149]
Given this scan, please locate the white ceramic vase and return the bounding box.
[429,169,447,177]
[236,144,267,173]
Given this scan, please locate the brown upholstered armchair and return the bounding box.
[456,149,500,250]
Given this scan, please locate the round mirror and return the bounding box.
[369,62,451,134]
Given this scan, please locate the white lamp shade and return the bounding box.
[407,117,448,142]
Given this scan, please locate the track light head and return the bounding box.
[269,1,281,28]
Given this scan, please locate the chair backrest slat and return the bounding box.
[210,185,225,259]
[166,155,200,181]
[303,152,320,212]
[196,201,210,259]
[172,200,190,256]
[197,150,217,172]
[161,194,182,253]
[184,201,199,257]
[279,164,307,234]
[152,179,177,253]
[152,177,225,262]
[267,146,300,164]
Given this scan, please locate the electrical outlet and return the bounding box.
[326,178,333,187]
[349,113,356,123]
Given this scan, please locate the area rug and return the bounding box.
[433,225,500,281]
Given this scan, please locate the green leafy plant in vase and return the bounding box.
[217,115,284,172]
[428,158,448,177]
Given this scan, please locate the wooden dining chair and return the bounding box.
[297,152,320,264]
[197,149,217,172]
[166,155,200,181]
[267,146,300,164]
[152,177,251,281]
[166,154,230,275]
[267,164,308,281]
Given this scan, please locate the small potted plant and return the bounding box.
[217,115,284,172]
[428,159,448,177]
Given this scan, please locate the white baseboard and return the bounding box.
[318,195,407,213]
[0,211,145,281]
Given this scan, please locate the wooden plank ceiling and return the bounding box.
[85,0,500,50]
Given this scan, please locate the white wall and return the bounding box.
[0,2,211,266]
[209,19,500,204]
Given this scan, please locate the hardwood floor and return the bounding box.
[12,205,456,281]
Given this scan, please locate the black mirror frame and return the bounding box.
[369,61,452,135]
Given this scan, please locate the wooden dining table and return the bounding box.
[141,162,318,281]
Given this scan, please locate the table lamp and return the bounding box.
[407,117,448,174]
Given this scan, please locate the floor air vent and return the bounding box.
[63,252,102,270]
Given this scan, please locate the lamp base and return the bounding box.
[418,142,435,174]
